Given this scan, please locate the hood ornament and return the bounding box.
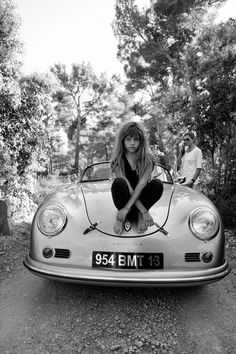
[124,220,131,232]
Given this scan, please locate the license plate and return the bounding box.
[92,251,163,269]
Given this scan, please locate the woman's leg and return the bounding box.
[111,178,139,220]
[112,178,163,211]
[136,179,163,233]
[111,178,130,210]
[139,179,163,210]
[111,178,132,235]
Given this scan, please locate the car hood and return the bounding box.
[79,180,175,237]
[40,181,217,238]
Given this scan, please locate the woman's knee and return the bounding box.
[112,177,127,185]
[139,179,163,208]
[111,177,128,190]
[111,178,129,196]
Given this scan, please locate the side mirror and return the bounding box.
[175,177,186,184]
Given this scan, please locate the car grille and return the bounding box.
[54,248,71,258]
[185,253,201,262]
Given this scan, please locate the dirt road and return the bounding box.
[0,227,235,354]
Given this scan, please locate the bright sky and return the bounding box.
[215,0,236,22]
[16,0,236,77]
[16,0,150,77]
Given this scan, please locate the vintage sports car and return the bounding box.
[24,162,231,287]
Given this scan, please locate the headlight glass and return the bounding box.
[37,204,67,236]
[189,207,219,240]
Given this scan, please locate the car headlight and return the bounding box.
[37,204,67,236]
[189,207,219,241]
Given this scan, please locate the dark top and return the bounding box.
[124,155,139,189]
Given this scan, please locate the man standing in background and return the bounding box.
[177,132,203,189]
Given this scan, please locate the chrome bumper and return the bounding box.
[23,254,231,287]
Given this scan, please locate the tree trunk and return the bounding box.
[74,111,81,174]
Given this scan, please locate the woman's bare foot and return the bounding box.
[113,220,124,235]
[136,212,148,233]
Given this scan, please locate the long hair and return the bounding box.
[110,121,155,177]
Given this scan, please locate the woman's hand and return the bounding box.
[143,211,154,227]
[117,208,129,222]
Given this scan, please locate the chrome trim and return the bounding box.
[189,207,220,241]
[23,254,231,287]
[37,203,67,236]
[54,248,71,258]
[185,253,201,262]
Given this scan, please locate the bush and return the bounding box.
[199,162,236,227]
[5,172,38,223]
[209,191,236,228]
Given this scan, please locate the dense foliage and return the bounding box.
[112,0,236,225]
[51,63,117,173]
[0,0,235,225]
[0,0,56,219]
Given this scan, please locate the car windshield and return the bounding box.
[81,162,173,183]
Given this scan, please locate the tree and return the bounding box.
[0,0,23,172]
[112,0,236,225]
[0,0,59,219]
[1,74,55,173]
[0,73,57,219]
[113,0,224,91]
[182,20,236,190]
[0,0,22,180]
[51,62,108,173]
[83,75,136,164]
[113,0,234,166]
[18,74,56,171]
[0,0,22,100]
[112,0,226,167]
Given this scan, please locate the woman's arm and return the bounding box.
[124,164,153,211]
[114,165,153,223]
[121,176,147,215]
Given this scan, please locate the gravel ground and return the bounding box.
[0,222,31,283]
[0,224,235,354]
[0,223,182,353]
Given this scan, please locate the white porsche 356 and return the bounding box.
[24,162,231,287]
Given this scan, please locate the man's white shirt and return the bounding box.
[181,146,202,184]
